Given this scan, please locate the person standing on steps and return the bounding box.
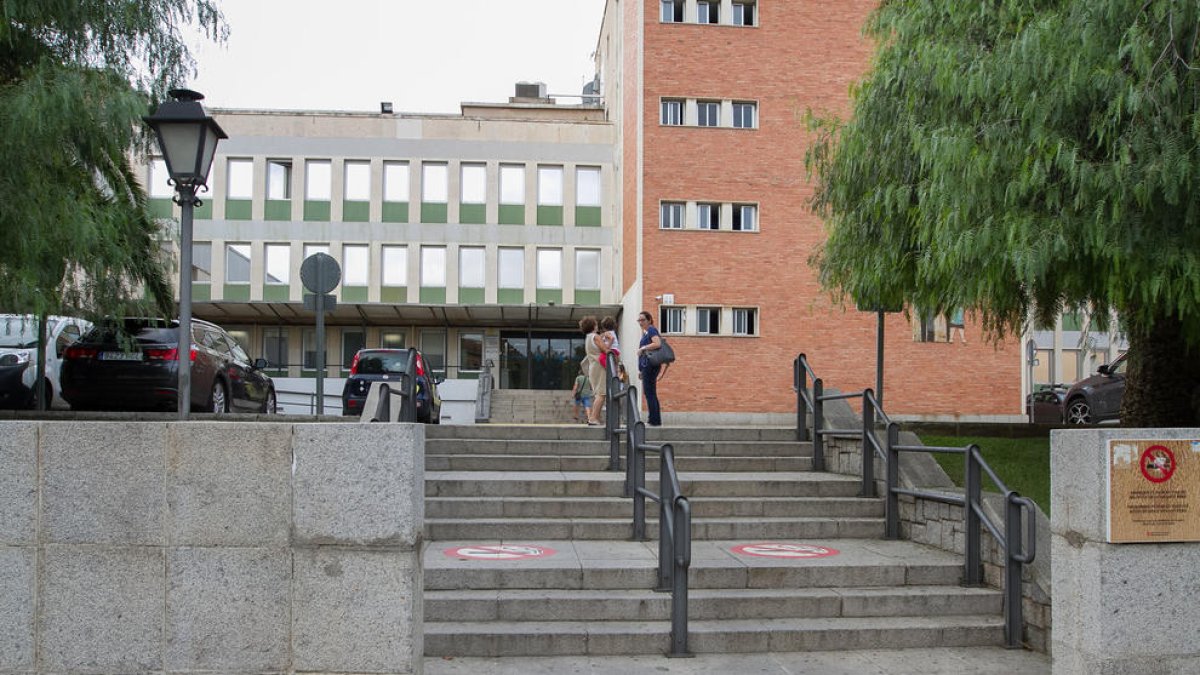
[636,311,665,426]
[579,315,607,426]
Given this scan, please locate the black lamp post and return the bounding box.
[144,89,227,419]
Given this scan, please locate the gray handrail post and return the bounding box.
[812,378,825,472]
[375,383,391,422]
[669,496,692,658]
[1004,496,1025,648]
[631,421,648,541]
[606,362,621,471]
[656,444,675,592]
[624,385,639,498]
[796,355,808,441]
[964,444,983,586]
[885,422,901,539]
[860,389,876,497]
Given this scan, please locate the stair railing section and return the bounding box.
[365,348,418,423]
[605,357,693,658]
[794,353,1037,649]
[475,359,494,422]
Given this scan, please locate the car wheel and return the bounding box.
[261,389,277,414]
[209,380,228,414]
[1066,397,1092,424]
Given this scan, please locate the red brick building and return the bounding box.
[598,0,1021,422]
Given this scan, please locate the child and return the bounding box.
[571,365,593,423]
[599,315,621,370]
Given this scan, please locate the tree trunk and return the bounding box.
[1121,315,1200,426]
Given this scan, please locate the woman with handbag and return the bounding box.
[635,310,666,426]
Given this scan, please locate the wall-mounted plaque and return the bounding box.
[1107,439,1200,543]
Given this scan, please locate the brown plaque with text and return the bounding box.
[1107,439,1200,543]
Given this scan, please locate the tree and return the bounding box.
[0,0,225,319]
[807,0,1200,426]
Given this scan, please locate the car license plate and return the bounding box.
[100,351,142,361]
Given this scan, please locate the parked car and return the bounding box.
[0,315,92,409]
[1026,387,1066,424]
[61,317,276,414]
[341,348,442,423]
[1063,352,1128,424]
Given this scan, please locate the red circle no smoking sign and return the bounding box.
[730,543,840,559]
[1139,445,1176,483]
[443,544,557,561]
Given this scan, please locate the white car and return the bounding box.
[0,315,92,409]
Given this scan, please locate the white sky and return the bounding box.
[186,0,608,114]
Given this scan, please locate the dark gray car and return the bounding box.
[1063,352,1127,424]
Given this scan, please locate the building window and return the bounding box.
[303,243,329,260]
[383,161,409,201]
[661,99,684,126]
[421,246,446,287]
[732,204,757,231]
[697,203,720,230]
[461,163,486,204]
[264,244,289,285]
[661,0,683,22]
[500,164,525,204]
[732,0,756,26]
[192,242,212,282]
[697,307,720,334]
[267,160,291,199]
[459,332,483,372]
[661,202,684,229]
[305,160,331,201]
[733,102,756,129]
[537,166,563,206]
[733,308,757,335]
[697,0,719,24]
[575,249,600,290]
[660,307,685,334]
[498,248,524,290]
[262,327,288,368]
[342,161,370,202]
[576,166,601,207]
[536,249,562,289]
[225,243,250,284]
[381,330,405,349]
[224,158,253,200]
[422,163,448,203]
[381,245,407,286]
[697,101,720,127]
[341,329,365,372]
[419,329,447,376]
[343,245,368,286]
[459,247,485,288]
[147,158,173,198]
[302,328,321,370]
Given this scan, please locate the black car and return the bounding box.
[341,348,442,423]
[1026,388,1066,424]
[61,318,276,414]
[1063,352,1127,424]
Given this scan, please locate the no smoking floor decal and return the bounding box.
[731,542,840,559]
[443,544,557,561]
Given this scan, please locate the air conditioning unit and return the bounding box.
[515,81,547,99]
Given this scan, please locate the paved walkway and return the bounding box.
[425,647,1050,674]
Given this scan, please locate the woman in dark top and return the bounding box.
[635,310,664,426]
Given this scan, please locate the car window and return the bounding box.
[357,351,411,374]
[227,338,251,363]
[84,320,176,345]
[1111,355,1128,375]
[203,328,233,357]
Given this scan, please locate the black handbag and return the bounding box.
[646,337,675,366]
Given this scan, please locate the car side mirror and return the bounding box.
[253,358,269,370]
[1097,364,1110,375]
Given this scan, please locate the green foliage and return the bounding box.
[808,0,1200,424]
[0,0,225,319]
[920,435,1050,516]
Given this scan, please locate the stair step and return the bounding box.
[426,424,802,443]
[423,615,1004,657]
[426,471,862,498]
[427,438,813,458]
[426,496,883,519]
[426,517,885,541]
[426,454,812,472]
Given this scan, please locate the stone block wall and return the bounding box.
[0,421,424,674]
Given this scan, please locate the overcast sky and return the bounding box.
[186,0,608,114]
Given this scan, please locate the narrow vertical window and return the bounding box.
[384,161,410,201]
[192,242,212,282]
[537,166,564,206]
[660,202,684,229]
[660,307,686,334]
[536,249,562,289]
[733,0,756,26]
[267,160,292,199]
[305,160,331,201]
[733,308,757,335]
[225,243,251,284]
[697,101,720,127]
[575,249,601,290]
[381,245,408,287]
[661,0,684,22]
[226,158,253,199]
[733,102,757,129]
[264,244,290,285]
[422,163,448,203]
[661,99,684,126]
[343,161,371,201]
[421,246,447,287]
[343,245,369,287]
[697,307,721,334]
[732,204,758,231]
[461,163,486,204]
[149,158,174,198]
[697,203,720,230]
[576,167,601,207]
[697,0,719,24]
[500,164,525,204]
[498,248,524,290]
[459,247,485,289]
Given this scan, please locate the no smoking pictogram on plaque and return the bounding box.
[1140,445,1176,483]
[730,543,840,559]
[443,544,557,561]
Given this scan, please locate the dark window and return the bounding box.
[697,308,720,334]
[661,0,684,22]
[698,0,719,24]
[733,1,756,26]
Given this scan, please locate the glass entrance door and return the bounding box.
[500,330,587,389]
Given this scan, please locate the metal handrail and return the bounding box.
[475,359,494,422]
[364,348,417,423]
[794,353,1037,649]
[605,356,692,657]
[272,387,343,415]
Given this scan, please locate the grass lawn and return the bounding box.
[917,435,1051,515]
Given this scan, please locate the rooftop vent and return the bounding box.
[511,81,551,103]
[380,101,394,114]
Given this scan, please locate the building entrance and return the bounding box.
[499,330,587,390]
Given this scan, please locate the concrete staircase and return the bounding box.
[485,389,580,424]
[423,424,1005,656]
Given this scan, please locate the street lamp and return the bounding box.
[144,89,227,419]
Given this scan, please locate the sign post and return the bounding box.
[300,253,341,415]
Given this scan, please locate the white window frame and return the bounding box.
[661,99,684,126]
[697,0,719,24]
[461,163,487,204]
[148,158,173,198]
[422,163,448,203]
[264,244,290,285]
[575,249,601,290]
[225,243,251,284]
[732,0,756,26]
[661,0,684,22]
[498,248,524,289]
[697,101,720,127]
[192,242,212,282]
[459,332,484,372]
[697,307,721,335]
[420,246,447,287]
[537,165,564,206]
[343,244,369,286]
[343,161,371,201]
[383,161,410,202]
[536,249,562,289]
[266,160,292,200]
[697,203,720,230]
[381,245,407,287]
[576,166,602,207]
[660,202,684,229]
[733,204,758,231]
[500,164,525,204]
[733,308,757,335]
[660,307,686,334]
[305,160,332,201]
[733,102,757,129]
[459,247,485,289]
[224,158,253,200]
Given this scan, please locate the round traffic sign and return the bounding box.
[1139,445,1176,483]
[443,544,557,561]
[730,543,840,559]
[300,253,341,294]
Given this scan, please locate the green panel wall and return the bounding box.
[191,283,211,302]
[264,200,290,220]
[459,203,486,224]
[263,285,289,302]
[575,206,602,227]
[382,202,408,222]
[226,199,253,220]
[304,200,331,221]
[536,289,563,304]
[537,205,563,226]
[381,286,407,303]
[498,204,525,225]
[342,286,368,303]
[456,372,481,380]
[458,288,485,304]
[149,198,174,219]
[574,290,601,305]
[421,202,448,223]
[419,287,446,304]
[343,201,369,222]
[497,289,524,304]
[222,284,250,302]
[195,200,213,219]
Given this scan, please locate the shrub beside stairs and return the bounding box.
[423,424,1005,656]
